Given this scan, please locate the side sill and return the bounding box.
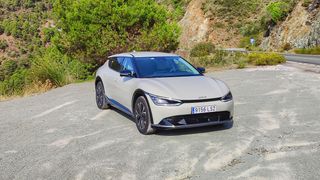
[108,98,134,117]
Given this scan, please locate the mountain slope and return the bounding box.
[178,0,319,51]
[261,1,320,50]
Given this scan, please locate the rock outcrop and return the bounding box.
[178,0,209,51]
[261,1,320,50]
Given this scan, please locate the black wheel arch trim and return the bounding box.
[132,89,154,125]
[95,76,102,85]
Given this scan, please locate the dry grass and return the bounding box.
[23,80,55,95]
[0,80,55,102]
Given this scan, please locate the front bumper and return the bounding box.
[146,95,234,127]
[152,111,233,129]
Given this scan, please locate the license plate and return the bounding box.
[191,105,216,114]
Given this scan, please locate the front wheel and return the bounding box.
[222,120,234,129]
[134,96,156,135]
[95,81,110,110]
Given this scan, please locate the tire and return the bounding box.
[222,120,234,129]
[95,81,110,110]
[134,96,156,135]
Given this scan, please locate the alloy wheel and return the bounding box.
[95,81,109,109]
[135,101,147,131]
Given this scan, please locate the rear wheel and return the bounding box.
[95,81,110,109]
[134,96,155,135]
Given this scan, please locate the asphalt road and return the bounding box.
[285,54,320,65]
[1,64,320,179]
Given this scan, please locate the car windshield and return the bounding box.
[134,56,201,78]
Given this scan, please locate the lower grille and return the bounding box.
[161,111,230,126]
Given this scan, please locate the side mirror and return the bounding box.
[120,70,134,77]
[197,67,206,74]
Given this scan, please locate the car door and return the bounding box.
[104,57,123,100]
[114,57,137,111]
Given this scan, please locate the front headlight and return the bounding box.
[221,92,233,102]
[148,93,182,106]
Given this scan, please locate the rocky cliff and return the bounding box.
[178,0,243,51]
[178,0,209,50]
[178,0,320,51]
[261,0,320,51]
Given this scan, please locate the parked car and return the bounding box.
[95,52,234,134]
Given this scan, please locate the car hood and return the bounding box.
[138,76,230,100]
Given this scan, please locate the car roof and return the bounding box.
[108,51,179,58]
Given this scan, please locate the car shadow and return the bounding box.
[111,107,233,136]
[155,124,233,136]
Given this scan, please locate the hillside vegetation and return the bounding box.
[0,0,183,97]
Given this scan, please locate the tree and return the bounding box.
[51,0,181,64]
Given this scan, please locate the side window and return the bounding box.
[121,58,134,72]
[109,57,123,72]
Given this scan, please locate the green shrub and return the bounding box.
[0,59,18,80]
[0,69,27,96]
[161,0,191,20]
[266,1,290,22]
[30,46,92,87]
[212,22,225,29]
[0,23,4,35]
[240,23,261,36]
[294,47,320,55]
[68,60,95,81]
[7,50,19,58]
[17,57,31,69]
[302,0,313,7]
[294,48,305,54]
[136,23,181,53]
[237,60,247,69]
[190,56,212,67]
[197,56,214,67]
[0,40,9,50]
[248,52,286,66]
[190,42,215,57]
[282,43,292,51]
[43,28,57,44]
[212,49,228,64]
[189,50,246,67]
[1,9,44,41]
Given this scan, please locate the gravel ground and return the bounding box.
[1,64,320,180]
